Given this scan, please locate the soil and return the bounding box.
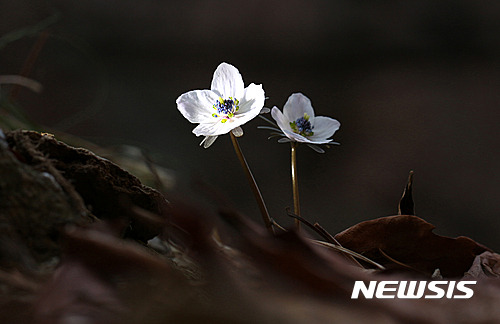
[1,129,168,268]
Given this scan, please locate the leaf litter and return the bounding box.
[1,130,500,323]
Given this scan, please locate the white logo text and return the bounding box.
[351,280,476,299]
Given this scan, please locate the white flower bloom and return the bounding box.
[271,93,340,145]
[176,63,265,148]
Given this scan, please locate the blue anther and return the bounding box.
[214,98,236,115]
[295,117,313,135]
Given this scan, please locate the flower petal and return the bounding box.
[192,119,232,136]
[230,108,261,129]
[271,107,292,133]
[176,90,219,123]
[309,116,340,142]
[282,129,310,143]
[281,129,333,144]
[210,63,244,99]
[283,93,315,122]
[195,110,262,138]
[237,83,265,114]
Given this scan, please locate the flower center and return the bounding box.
[290,113,314,137]
[212,97,239,123]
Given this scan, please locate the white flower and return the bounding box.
[271,93,340,145]
[176,63,265,148]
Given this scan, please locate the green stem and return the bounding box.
[291,142,300,231]
[230,132,274,235]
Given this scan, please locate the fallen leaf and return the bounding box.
[335,215,490,277]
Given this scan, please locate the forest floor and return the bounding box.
[1,129,499,324]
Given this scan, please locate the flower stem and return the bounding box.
[230,132,274,235]
[291,142,300,231]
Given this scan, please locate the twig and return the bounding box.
[269,218,287,233]
[313,223,363,268]
[287,208,365,268]
[313,240,386,270]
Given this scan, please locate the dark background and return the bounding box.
[1,1,499,250]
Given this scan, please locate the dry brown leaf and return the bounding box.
[335,215,490,277]
[464,251,500,279]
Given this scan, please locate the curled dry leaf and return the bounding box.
[335,215,490,277]
[464,251,500,280]
[398,170,415,215]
